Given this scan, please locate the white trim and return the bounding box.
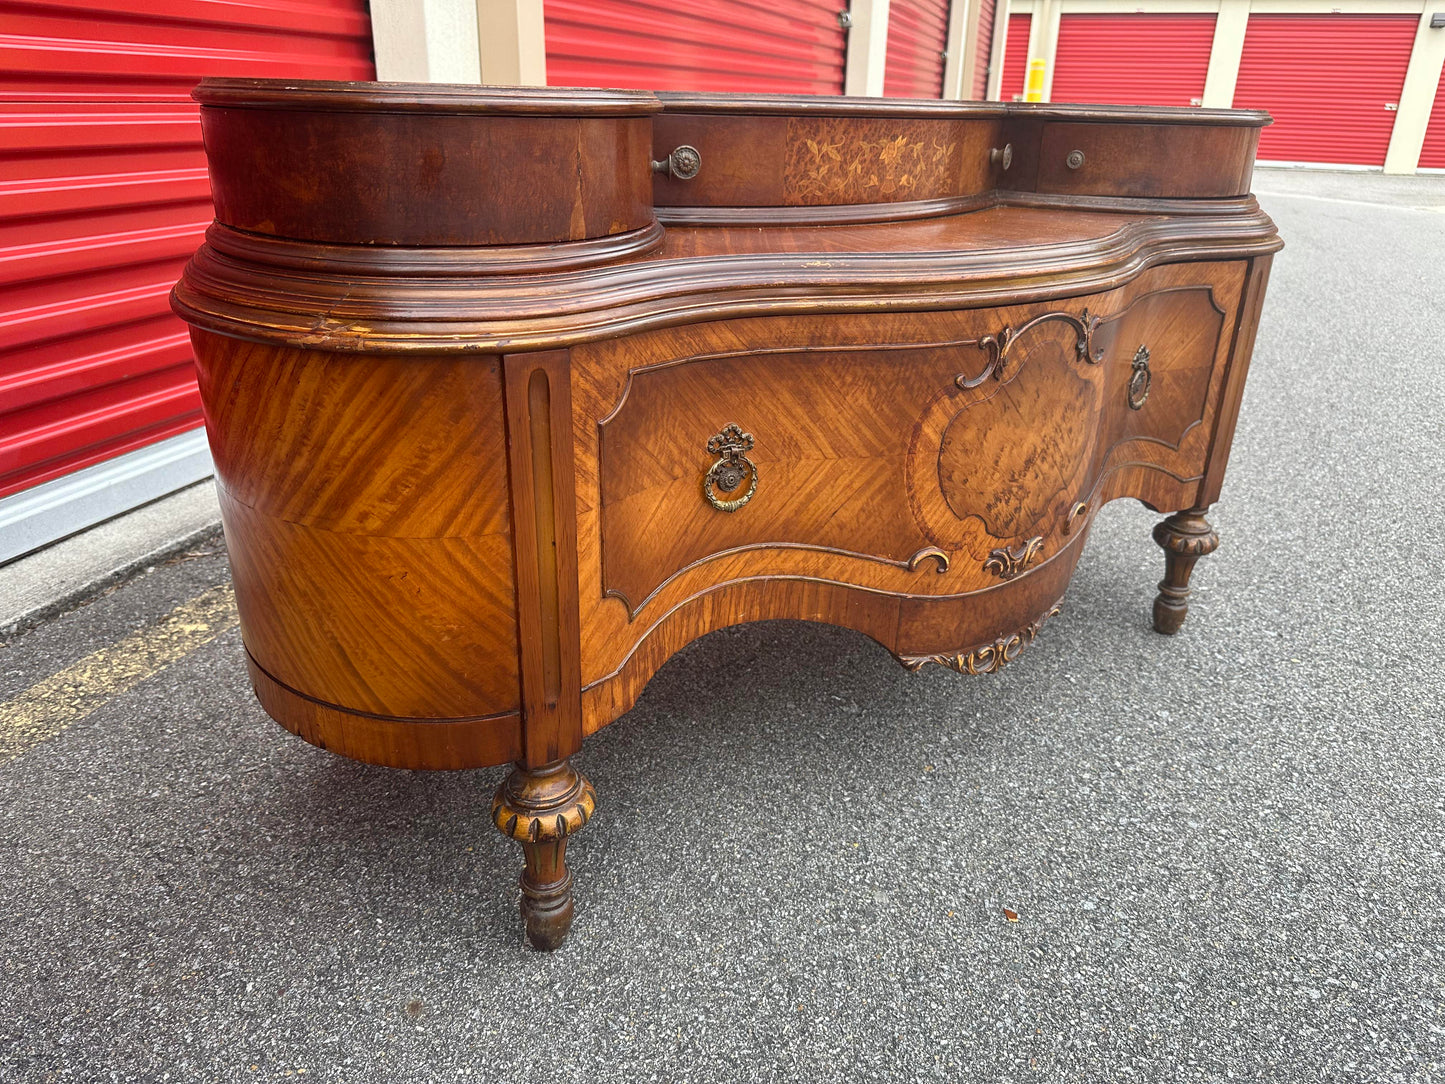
[477,0,546,85]
[371,0,482,82]
[987,0,1014,98]
[1202,0,1249,106]
[944,0,973,98]
[1026,0,1063,100]
[1256,158,1383,170]
[1247,0,1424,13]
[1054,0,1422,10]
[1061,0,1218,12]
[0,429,214,566]
[845,0,892,96]
[1384,1,1445,172]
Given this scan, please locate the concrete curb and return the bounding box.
[0,482,223,640]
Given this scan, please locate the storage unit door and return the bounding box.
[1421,69,1445,170]
[998,13,1031,102]
[1050,14,1215,107]
[544,0,846,94]
[0,0,374,504]
[972,0,998,99]
[884,0,951,98]
[1233,14,1418,167]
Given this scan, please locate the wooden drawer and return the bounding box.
[574,261,1244,686]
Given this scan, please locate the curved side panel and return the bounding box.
[220,491,520,717]
[192,330,523,747]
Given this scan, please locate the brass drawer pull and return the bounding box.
[703,423,758,512]
[956,308,1103,389]
[1129,345,1151,410]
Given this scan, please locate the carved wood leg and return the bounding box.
[491,759,597,951]
[1151,510,1221,635]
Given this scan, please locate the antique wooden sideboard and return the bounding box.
[172,79,1280,950]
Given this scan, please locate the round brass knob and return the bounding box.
[1065,149,1086,170]
[653,145,702,180]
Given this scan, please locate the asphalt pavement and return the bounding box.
[1,168,1443,1082]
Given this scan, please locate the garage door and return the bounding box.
[884,0,951,98]
[1051,14,1215,107]
[998,13,1031,101]
[0,0,375,507]
[972,0,997,99]
[1420,66,1445,170]
[544,0,846,94]
[1233,14,1418,166]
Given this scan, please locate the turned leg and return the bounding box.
[491,759,596,951]
[1151,510,1220,635]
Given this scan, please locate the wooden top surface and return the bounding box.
[195,78,1270,127]
[655,205,1142,257]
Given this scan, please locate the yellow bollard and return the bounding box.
[1024,59,1047,103]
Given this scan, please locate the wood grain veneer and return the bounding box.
[172,81,1281,950]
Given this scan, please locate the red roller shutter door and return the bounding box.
[1051,14,1215,107]
[0,0,374,501]
[884,0,950,98]
[1233,14,1418,167]
[972,0,997,100]
[544,0,846,94]
[1421,68,1445,170]
[999,13,1030,102]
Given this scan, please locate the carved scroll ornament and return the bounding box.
[983,536,1045,580]
[956,309,1104,389]
[897,605,1063,675]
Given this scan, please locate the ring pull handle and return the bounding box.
[651,144,701,180]
[1128,345,1151,410]
[703,424,758,513]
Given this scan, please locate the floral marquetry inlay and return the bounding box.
[784,118,959,204]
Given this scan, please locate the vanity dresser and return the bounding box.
[172,79,1280,949]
